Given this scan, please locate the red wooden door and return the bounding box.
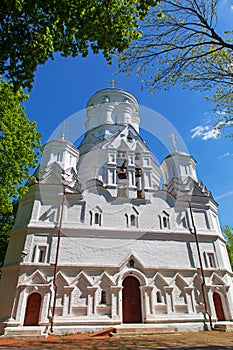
[24,292,41,326]
[213,292,225,321]
[122,276,142,323]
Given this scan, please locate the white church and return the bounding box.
[0,87,232,336]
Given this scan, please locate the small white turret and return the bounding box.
[41,139,79,173]
[160,152,198,185]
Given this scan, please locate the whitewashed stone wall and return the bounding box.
[0,88,232,333]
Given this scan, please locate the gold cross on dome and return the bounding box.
[92,164,98,179]
[107,79,120,88]
[61,122,68,140]
[170,133,177,153]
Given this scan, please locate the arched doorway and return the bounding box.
[122,276,142,323]
[24,292,42,326]
[213,292,225,321]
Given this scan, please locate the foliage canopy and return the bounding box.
[119,0,233,133]
[0,78,41,214]
[1,0,159,89]
[223,226,233,267]
[0,200,18,268]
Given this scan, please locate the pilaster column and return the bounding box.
[164,286,174,314]
[63,287,74,316]
[40,288,51,323]
[143,171,152,188]
[184,287,195,313]
[142,286,153,319]
[225,285,233,319]
[87,286,97,316]
[15,287,27,325]
[111,286,122,320]
[205,286,214,319]
[100,104,115,124]
[107,167,116,185]
[128,169,135,187]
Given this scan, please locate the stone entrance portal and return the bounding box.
[122,276,142,323]
[24,292,42,326]
[213,292,225,321]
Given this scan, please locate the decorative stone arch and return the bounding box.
[118,269,147,288]
[210,272,225,287]
[70,271,93,288]
[27,269,47,285]
[173,273,189,287]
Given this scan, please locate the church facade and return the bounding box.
[0,88,232,335]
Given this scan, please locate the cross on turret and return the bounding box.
[61,122,68,140]
[107,79,120,88]
[170,133,177,153]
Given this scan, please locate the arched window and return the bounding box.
[163,216,168,228]
[156,291,162,303]
[104,96,110,103]
[100,290,107,304]
[57,152,63,162]
[90,208,102,226]
[127,133,133,142]
[159,211,170,229]
[95,213,100,225]
[130,214,136,226]
[129,259,135,268]
[38,247,46,263]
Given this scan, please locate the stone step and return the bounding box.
[114,324,178,336]
[214,322,233,332]
[3,326,48,339]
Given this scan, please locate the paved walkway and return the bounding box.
[0,331,232,350]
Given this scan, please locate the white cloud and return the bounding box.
[231,5,233,10]
[218,152,233,159]
[216,190,233,200]
[190,125,220,140]
[215,110,227,116]
[190,110,223,140]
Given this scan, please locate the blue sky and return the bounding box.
[23,2,233,228]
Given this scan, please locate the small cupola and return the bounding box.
[85,87,140,132]
[41,139,79,173]
[160,151,198,185]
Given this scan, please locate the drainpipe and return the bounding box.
[50,185,66,333]
[189,202,214,330]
